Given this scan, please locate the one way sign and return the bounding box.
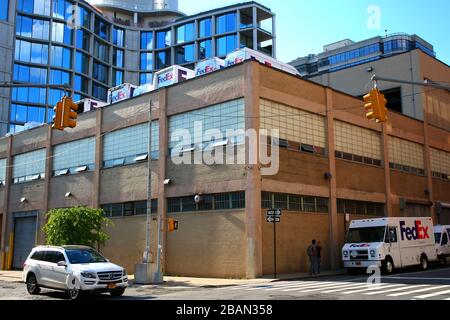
[266,216,280,223]
[267,209,282,216]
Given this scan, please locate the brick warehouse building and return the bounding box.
[0,55,449,278]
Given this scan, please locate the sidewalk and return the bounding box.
[0,269,347,287]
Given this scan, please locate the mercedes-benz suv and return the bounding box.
[22,245,128,299]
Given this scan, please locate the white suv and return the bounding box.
[22,245,128,299]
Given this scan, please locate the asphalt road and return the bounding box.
[1,265,450,300]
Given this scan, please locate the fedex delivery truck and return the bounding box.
[107,83,137,105]
[153,65,195,89]
[224,47,300,76]
[75,98,107,113]
[342,217,437,274]
[195,57,225,76]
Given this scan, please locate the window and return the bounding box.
[92,83,108,101]
[388,137,424,175]
[53,137,95,176]
[76,29,90,51]
[141,32,153,50]
[75,51,89,74]
[112,69,123,86]
[52,0,71,20]
[382,87,402,113]
[216,13,236,34]
[51,45,71,69]
[52,22,72,44]
[199,40,212,60]
[16,15,50,40]
[175,44,194,64]
[0,159,6,185]
[79,6,90,29]
[262,192,329,213]
[113,49,123,69]
[431,148,450,180]
[49,69,70,85]
[140,73,153,85]
[94,39,109,63]
[167,192,245,213]
[14,64,47,84]
[240,10,253,29]
[94,18,109,41]
[156,30,171,49]
[199,18,211,38]
[155,50,171,69]
[140,52,153,70]
[216,35,237,56]
[12,149,46,183]
[176,23,194,44]
[113,27,124,47]
[442,232,448,245]
[388,227,398,243]
[18,0,51,16]
[103,122,159,168]
[0,0,8,21]
[93,62,108,83]
[337,199,385,216]
[102,200,157,217]
[48,88,64,105]
[16,40,49,65]
[168,99,245,152]
[11,87,46,105]
[334,120,382,166]
[74,75,88,93]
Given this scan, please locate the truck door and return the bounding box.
[385,226,402,268]
[442,231,450,261]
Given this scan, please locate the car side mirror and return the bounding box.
[57,261,67,267]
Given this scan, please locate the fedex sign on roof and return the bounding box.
[400,220,430,241]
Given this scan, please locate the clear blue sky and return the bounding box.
[179,0,450,65]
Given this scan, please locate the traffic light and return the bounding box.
[363,88,388,123]
[52,100,64,130]
[62,96,78,129]
[168,218,178,232]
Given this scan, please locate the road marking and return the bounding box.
[414,289,450,299]
[322,283,371,293]
[364,285,426,295]
[341,283,404,294]
[297,283,364,293]
[282,282,337,292]
[264,281,325,291]
[388,285,449,297]
[383,276,450,281]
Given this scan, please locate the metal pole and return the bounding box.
[273,217,277,279]
[371,75,450,90]
[144,101,152,263]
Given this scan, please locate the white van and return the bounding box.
[434,225,450,264]
[342,217,437,274]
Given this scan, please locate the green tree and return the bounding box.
[43,207,112,248]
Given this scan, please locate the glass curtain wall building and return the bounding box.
[3,0,275,134]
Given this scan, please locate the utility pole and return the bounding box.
[371,75,450,90]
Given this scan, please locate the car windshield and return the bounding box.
[346,226,386,243]
[65,248,108,264]
[435,233,441,244]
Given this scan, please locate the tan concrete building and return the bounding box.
[0,58,449,278]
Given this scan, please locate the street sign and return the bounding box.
[267,209,282,216]
[266,216,280,223]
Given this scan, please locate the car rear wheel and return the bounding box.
[26,274,41,295]
[110,288,125,297]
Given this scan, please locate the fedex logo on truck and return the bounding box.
[157,71,174,86]
[400,220,430,241]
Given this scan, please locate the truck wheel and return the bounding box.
[382,257,394,274]
[420,255,428,271]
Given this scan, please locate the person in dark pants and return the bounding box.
[315,240,322,274]
[306,239,317,276]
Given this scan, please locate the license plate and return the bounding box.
[108,283,117,289]
[355,262,362,266]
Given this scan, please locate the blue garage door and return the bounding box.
[13,216,36,269]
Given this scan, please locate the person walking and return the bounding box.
[306,239,317,276]
[315,240,322,275]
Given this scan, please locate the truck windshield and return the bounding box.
[346,227,386,243]
[435,233,441,244]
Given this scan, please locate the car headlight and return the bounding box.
[81,272,97,279]
[343,250,348,257]
[370,250,376,257]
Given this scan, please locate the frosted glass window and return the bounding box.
[431,148,450,178]
[0,158,6,184]
[12,149,46,183]
[388,136,424,171]
[53,137,95,175]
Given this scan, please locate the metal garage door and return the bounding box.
[13,216,36,270]
[439,208,450,225]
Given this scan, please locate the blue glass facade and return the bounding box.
[6,0,275,133]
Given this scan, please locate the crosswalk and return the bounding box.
[222,280,450,300]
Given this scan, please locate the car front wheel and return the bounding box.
[67,288,82,300]
[26,274,41,295]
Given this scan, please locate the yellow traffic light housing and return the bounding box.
[52,100,64,130]
[363,88,388,123]
[62,96,78,129]
[168,218,178,232]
